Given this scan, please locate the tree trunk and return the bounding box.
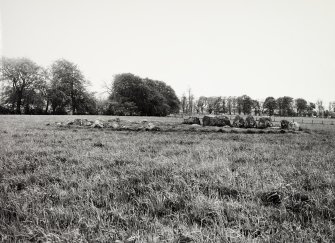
[16,93,22,114]
[71,94,75,115]
[45,100,49,114]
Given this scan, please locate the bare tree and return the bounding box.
[316,99,324,117]
[181,93,187,114]
[187,89,194,115]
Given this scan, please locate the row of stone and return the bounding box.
[55,118,160,131]
[183,115,272,129]
[280,120,300,131]
[183,115,301,130]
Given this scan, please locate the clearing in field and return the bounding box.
[0,115,334,242]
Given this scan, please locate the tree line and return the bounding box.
[0,57,180,116]
[181,91,335,118]
[1,57,334,117]
[0,57,96,115]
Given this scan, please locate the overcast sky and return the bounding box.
[1,0,334,105]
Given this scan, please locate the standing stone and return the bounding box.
[92,120,104,128]
[111,122,119,129]
[257,117,272,129]
[289,121,300,131]
[280,120,290,129]
[145,122,160,131]
[74,119,89,126]
[245,115,257,128]
[233,115,245,128]
[183,117,201,125]
[203,115,231,127]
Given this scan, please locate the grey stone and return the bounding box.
[145,122,160,131]
[289,121,300,131]
[245,115,257,128]
[111,122,119,129]
[233,115,245,128]
[183,117,201,125]
[92,120,104,128]
[280,120,290,129]
[202,115,231,127]
[257,117,272,129]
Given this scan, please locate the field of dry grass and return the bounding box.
[0,115,335,242]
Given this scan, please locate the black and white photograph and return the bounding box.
[0,0,335,242]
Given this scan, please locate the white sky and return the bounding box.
[0,0,334,105]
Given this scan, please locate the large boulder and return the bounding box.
[183,117,201,125]
[110,122,119,129]
[280,120,290,129]
[145,122,160,131]
[202,115,231,127]
[66,121,74,125]
[91,120,104,128]
[257,117,272,129]
[233,115,245,128]
[289,121,300,131]
[245,115,257,128]
[73,119,92,126]
[74,119,84,126]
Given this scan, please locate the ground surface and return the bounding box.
[0,115,334,242]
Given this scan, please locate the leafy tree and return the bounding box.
[236,95,252,115]
[306,102,316,117]
[0,57,42,114]
[236,96,243,114]
[226,96,233,115]
[252,100,261,116]
[23,88,45,114]
[206,97,215,114]
[231,96,237,115]
[263,97,277,116]
[22,68,50,114]
[49,87,69,114]
[144,78,180,114]
[295,98,307,116]
[0,85,17,112]
[106,101,138,116]
[110,73,180,116]
[213,96,225,114]
[277,96,293,116]
[241,95,253,115]
[76,91,98,115]
[51,59,87,114]
[96,98,110,115]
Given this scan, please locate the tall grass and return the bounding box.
[0,115,334,242]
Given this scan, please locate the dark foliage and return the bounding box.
[108,73,180,116]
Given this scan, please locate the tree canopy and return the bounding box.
[295,98,307,116]
[108,73,180,116]
[0,57,43,114]
[0,57,97,115]
[1,56,333,117]
[263,97,277,116]
[50,59,88,114]
[277,96,294,116]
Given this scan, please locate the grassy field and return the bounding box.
[0,115,335,242]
